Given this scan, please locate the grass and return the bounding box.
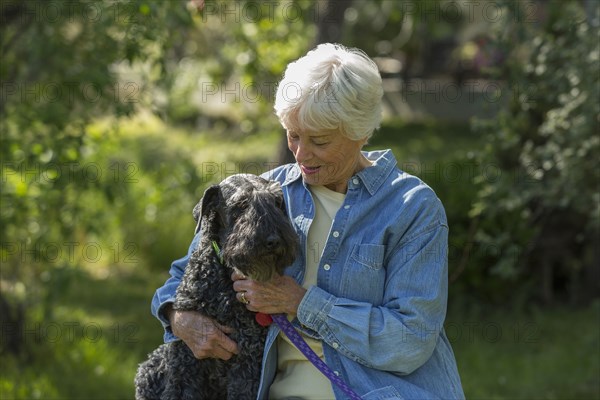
[0,264,166,399]
[447,304,600,399]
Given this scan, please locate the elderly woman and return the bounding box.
[152,43,464,399]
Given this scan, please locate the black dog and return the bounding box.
[135,174,299,400]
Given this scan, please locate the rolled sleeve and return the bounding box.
[297,285,336,332]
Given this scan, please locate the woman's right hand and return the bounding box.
[169,308,239,360]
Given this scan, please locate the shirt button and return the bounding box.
[332,231,340,238]
[352,178,359,185]
[323,264,331,271]
[344,205,350,209]
[332,342,339,349]
[334,370,340,376]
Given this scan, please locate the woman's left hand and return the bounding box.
[232,270,307,315]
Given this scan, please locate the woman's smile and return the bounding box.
[300,164,321,175]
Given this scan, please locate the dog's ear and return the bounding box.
[268,181,282,195]
[268,181,286,212]
[193,184,221,234]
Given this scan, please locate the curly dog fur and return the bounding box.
[135,174,299,400]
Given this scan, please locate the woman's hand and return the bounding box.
[168,307,239,360]
[231,271,307,315]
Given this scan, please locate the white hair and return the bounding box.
[274,43,383,141]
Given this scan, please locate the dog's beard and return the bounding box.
[223,234,295,282]
[228,255,285,282]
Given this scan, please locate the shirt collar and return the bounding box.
[357,149,397,195]
[282,163,302,186]
[281,149,397,195]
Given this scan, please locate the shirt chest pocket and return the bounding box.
[340,244,386,303]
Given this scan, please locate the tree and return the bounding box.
[0,0,194,354]
[469,0,599,305]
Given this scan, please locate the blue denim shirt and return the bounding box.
[151,149,464,400]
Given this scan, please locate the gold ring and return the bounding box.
[240,291,249,305]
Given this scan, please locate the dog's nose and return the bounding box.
[265,234,281,250]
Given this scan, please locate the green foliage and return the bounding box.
[469,1,600,304]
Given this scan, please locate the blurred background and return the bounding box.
[1,0,598,398]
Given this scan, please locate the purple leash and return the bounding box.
[268,314,363,400]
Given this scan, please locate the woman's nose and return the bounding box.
[293,141,312,163]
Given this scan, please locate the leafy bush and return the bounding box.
[469,1,600,305]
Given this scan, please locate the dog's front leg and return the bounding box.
[162,341,208,400]
[225,348,263,400]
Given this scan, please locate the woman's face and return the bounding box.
[287,128,370,193]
